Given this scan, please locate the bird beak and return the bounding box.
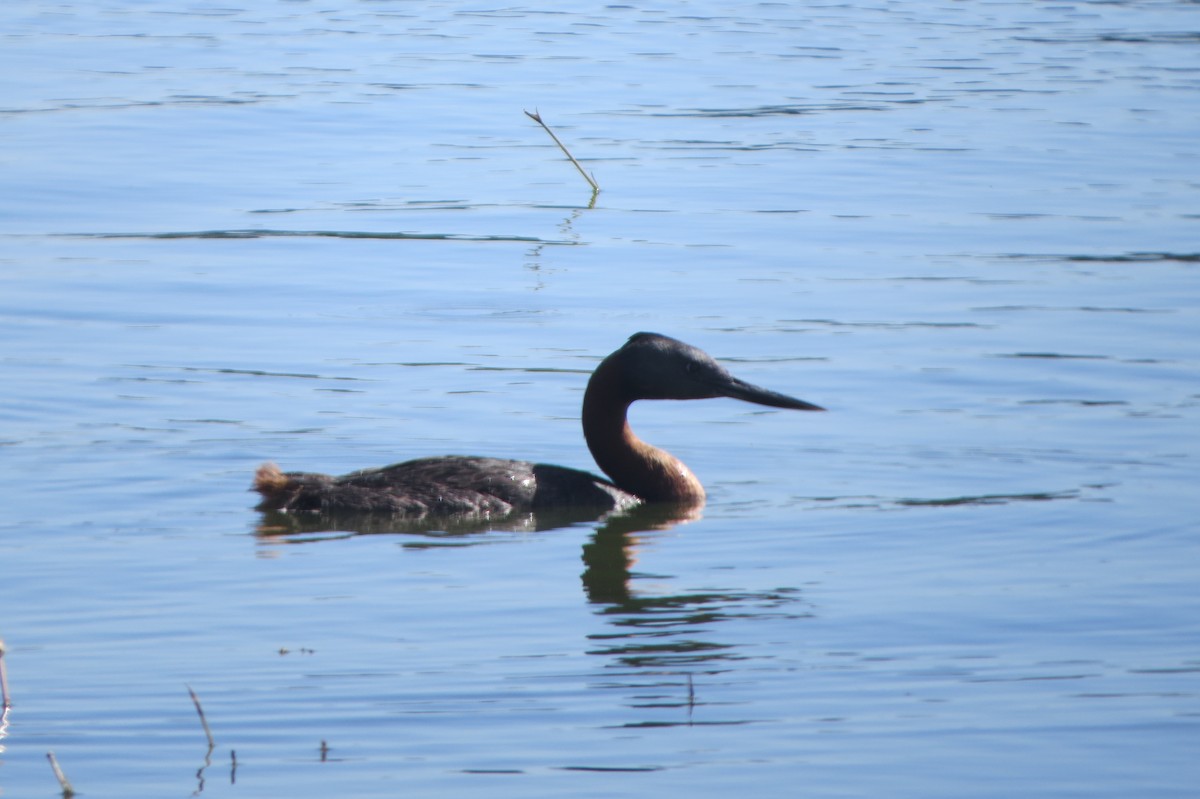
[716,374,825,412]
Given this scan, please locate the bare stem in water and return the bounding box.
[524,109,600,196]
[0,636,10,710]
[187,685,216,751]
[47,752,75,797]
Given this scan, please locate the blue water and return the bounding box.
[2,2,1199,797]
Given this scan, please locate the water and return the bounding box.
[2,1,1198,797]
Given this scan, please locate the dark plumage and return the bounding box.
[254,456,632,518]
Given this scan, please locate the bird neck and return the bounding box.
[581,361,706,504]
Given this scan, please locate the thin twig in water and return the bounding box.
[686,673,696,723]
[187,685,216,751]
[524,109,600,195]
[47,751,75,797]
[0,636,10,710]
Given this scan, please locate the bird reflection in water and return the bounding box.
[579,505,810,687]
[256,503,810,678]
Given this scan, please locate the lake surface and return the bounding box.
[2,2,1198,797]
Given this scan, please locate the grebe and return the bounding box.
[253,332,823,519]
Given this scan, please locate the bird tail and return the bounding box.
[253,462,290,496]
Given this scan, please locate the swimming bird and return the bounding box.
[253,332,823,520]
